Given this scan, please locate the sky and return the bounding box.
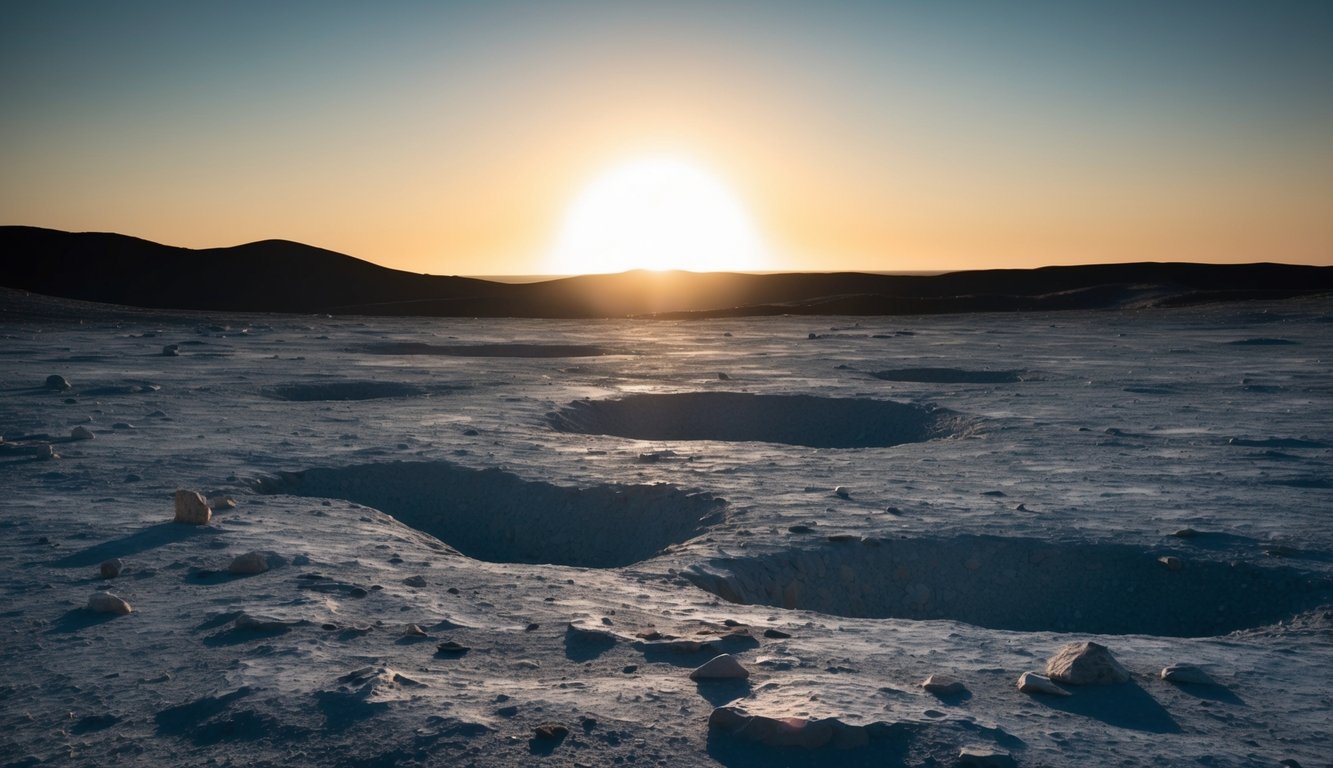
[2,1,1331,275]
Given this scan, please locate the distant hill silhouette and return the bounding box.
[2,226,1330,318]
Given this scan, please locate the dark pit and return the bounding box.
[549,392,961,448]
[257,460,724,568]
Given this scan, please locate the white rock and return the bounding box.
[1017,671,1070,696]
[921,674,968,695]
[959,746,1017,767]
[1160,664,1216,685]
[173,490,212,525]
[689,653,750,681]
[228,552,270,575]
[99,558,123,579]
[87,592,132,615]
[70,426,95,441]
[1045,641,1130,685]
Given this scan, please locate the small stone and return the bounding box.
[161,344,179,356]
[436,640,470,655]
[833,486,851,499]
[921,674,968,696]
[1045,641,1130,685]
[762,628,792,639]
[788,524,815,534]
[403,575,428,588]
[1170,528,1200,538]
[173,490,212,524]
[1017,671,1070,696]
[1158,555,1183,571]
[403,623,427,637]
[70,426,95,441]
[533,723,568,740]
[1160,664,1216,685]
[99,558,124,579]
[689,653,749,681]
[87,592,132,615]
[227,552,270,575]
[958,746,1016,767]
[45,374,71,391]
[717,372,730,380]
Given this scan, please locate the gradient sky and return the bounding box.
[3,1,1331,275]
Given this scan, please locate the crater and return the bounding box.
[256,461,724,568]
[870,368,1022,384]
[549,392,961,448]
[265,381,430,401]
[685,536,1332,637]
[364,342,614,358]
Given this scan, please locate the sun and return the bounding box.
[545,154,768,275]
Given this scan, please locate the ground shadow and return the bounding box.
[705,730,910,768]
[564,626,617,662]
[46,608,124,634]
[1035,681,1180,733]
[695,679,752,707]
[52,522,217,568]
[202,626,292,647]
[316,690,388,731]
[1166,681,1247,706]
[527,731,569,756]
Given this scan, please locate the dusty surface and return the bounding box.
[1,292,1331,767]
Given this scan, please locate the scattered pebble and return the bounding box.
[689,653,749,681]
[173,490,212,525]
[87,592,132,615]
[99,558,123,579]
[1045,641,1130,685]
[70,426,95,441]
[1017,671,1070,696]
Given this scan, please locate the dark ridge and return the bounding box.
[4,226,1332,318]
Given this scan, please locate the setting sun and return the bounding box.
[545,154,768,275]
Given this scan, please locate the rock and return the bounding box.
[70,426,95,441]
[112,422,134,430]
[533,723,568,740]
[1045,641,1130,685]
[234,613,301,630]
[36,444,59,460]
[708,706,867,749]
[227,552,270,575]
[1017,671,1070,696]
[173,490,212,525]
[763,628,792,639]
[87,592,132,615]
[689,653,749,681]
[436,640,470,655]
[403,575,428,588]
[717,372,730,380]
[1170,528,1200,538]
[403,623,427,637]
[45,375,71,391]
[958,746,1016,767]
[833,486,851,499]
[207,495,237,509]
[1160,664,1216,685]
[1157,555,1183,571]
[921,674,968,696]
[99,558,124,579]
[161,344,180,356]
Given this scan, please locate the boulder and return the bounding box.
[1160,664,1216,685]
[689,653,749,681]
[173,490,212,525]
[959,746,1016,767]
[45,374,71,391]
[921,674,968,695]
[1045,641,1130,685]
[87,592,132,615]
[228,552,270,575]
[1017,671,1070,696]
[99,558,123,579]
[70,426,95,441]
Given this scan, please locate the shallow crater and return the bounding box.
[685,535,1332,637]
[264,381,430,401]
[256,460,725,567]
[548,392,962,448]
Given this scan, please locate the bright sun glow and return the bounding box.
[546,154,768,275]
